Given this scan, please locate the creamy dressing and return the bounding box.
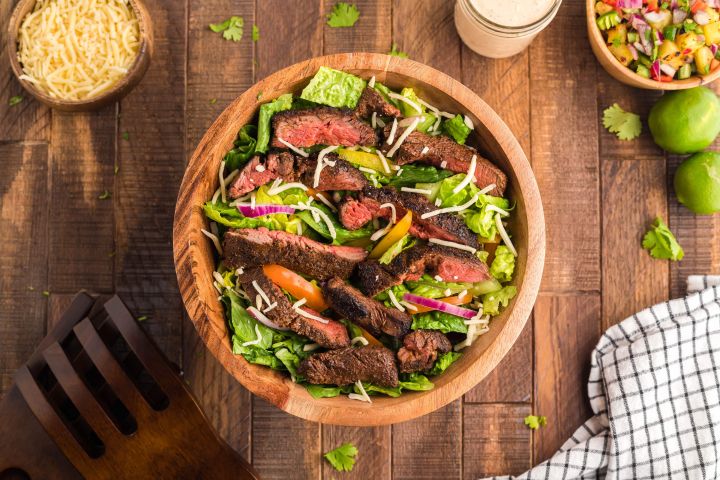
[469,0,555,27]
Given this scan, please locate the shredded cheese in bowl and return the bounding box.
[16,0,142,101]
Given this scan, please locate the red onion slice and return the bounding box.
[238,204,296,218]
[403,293,478,319]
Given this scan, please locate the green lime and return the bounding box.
[648,87,720,154]
[674,151,720,214]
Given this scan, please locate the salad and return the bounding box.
[595,0,720,81]
[201,66,518,401]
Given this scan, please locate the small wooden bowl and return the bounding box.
[586,0,720,90]
[7,0,154,111]
[173,53,546,426]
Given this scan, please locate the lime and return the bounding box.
[648,87,720,154]
[674,151,720,214]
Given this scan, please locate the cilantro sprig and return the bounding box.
[326,2,360,28]
[603,103,642,141]
[388,43,408,58]
[642,217,684,261]
[323,442,358,472]
[524,415,547,430]
[209,16,244,42]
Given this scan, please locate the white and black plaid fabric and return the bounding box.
[487,275,720,480]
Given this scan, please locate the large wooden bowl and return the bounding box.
[586,0,720,90]
[173,53,545,426]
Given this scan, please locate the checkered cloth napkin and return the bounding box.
[487,275,720,480]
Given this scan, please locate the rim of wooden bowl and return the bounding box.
[6,0,154,111]
[173,53,546,426]
[586,0,720,90]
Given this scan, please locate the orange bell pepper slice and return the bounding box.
[368,211,413,259]
[262,264,329,312]
[409,291,473,314]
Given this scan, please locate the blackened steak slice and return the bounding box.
[355,260,402,297]
[338,196,374,231]
[223,228,368,281]
[355,87,401,119]
[387,244,490,283]
[380,125,507,197]
[338,187,479,249]
[296,153,369,191]
[271,107,377,149]
[298,345,399,387]
[397,330,452,373]
[323,277,411,338]
[238,268,349,349]
[228,152,295,198]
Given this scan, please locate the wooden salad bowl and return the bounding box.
[586,0,720,89]
[173,53,545,426]
[7,0,154,111]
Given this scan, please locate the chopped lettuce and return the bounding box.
[398,87,423,117]
[428,352,462,376]
[411,310,468,334]
[204,201,285,230]
[489,245,515,282]
[386,165,453,188]
[482,286,517,316]
[469,278,502,296]
[375,284,410,309]
[398,373,435,391]
[300,66,366,109]
[437,174,479,207]
[406,274,472,299]
[223,125,257,171]
[358,382,402,397]
[442,114,472,145]
[465,194,512,239]
[274,348,302,380]
[296,201,374,245]
[378,234,415,265]
[256,93,293,153]
[305,384,349,399]
[223,290,274,350]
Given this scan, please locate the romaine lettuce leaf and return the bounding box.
[274,348,302,381]
[375,284,410,309]
[223,289,274,349]
[300,67,366,109]
[489,245,515,283]
[398,87,423,117]
[224,125,257,171]
[437,174,480,207]
[405,274,472,299]
[204,201,290,232]
[305,384,347,399]
[482,286,517,316]
[378,234,415,265]
[442,114,471,145]
[428,352,462,376]
[398,373,434,391]
[295,201,374,245]
[386,165,453,188]
[256,93,293,153]
[357,382,402,397]
[411,310,468,334]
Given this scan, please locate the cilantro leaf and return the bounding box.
[602,103,642,141]
[252,24,259,41]
[121,131,129,141]
[326,2,360,28]
[524,415,547,430]
[9,95,23,107]
[209,16,244,42]
[388,43,408,58]
[642,217,684,261]
[323,443,358,472]
[98,190,111,200]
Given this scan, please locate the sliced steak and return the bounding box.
[355,87,401,119]
[223,228,368,281]
[297,153,369,191]
[338,186,479,249]
[228,152,295,198]
[238,268,349,349]
[298,345,399,387]
[271,107,377,149]
[355,260,402,297]
[338,196,374,231]
[323,277,411,338]
[397,330,452,373]
[380,125,507,196]
[387,244,490,283]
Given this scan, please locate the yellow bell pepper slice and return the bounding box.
[337,148,395,173]
[368,211,412,259]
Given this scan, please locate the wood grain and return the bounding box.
[49,108,117,292]
[463,403,532,478]
[392,400,462,480]
[534,293,601,463]
[322,425,391,479]
[530,1,601,293]
[0,143,48,395]
[115,0,186,364]
[323,0,391,54]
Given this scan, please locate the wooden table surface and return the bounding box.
[2,1,719,478]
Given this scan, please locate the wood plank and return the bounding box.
[0,1,50,142]
[255,0,323,79]
[530,1,601,293]
[182,0,256,462]
[0,143,48,395]
[47,293,77,330]
[321,425,390,479]
[392,400,462,480]
[48,108,116,292]
[392,0,462,79]
[114,0,187,364]
[463,403,532,478]
[534,293,601,463]
[252,398,320,479]
[323,0,391,55]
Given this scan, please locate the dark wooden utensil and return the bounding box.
[0,292,259,480]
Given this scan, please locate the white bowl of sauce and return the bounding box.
[454,0,563,58]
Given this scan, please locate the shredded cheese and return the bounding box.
[294,306,329,324]
[452,155,477,194]
[421,146,430,155]
[255,164,266,172]
[377,150,391,174]
[359,166,377,175]
[313,145,339,187]
[247,306,277,329]
[267,180,308,196]
[386,118,398,145]
[422,193,480,219]
[201,228,223,255]
[313,192,338,212]
[495,214,518,256]
[429,238,477,254]
[379,203,397,224]
[371,111,377,128]
[16,0,141,101]
[351,336,369,346]
[400,301,418,311]
[376,117,386,128]
[303,343,321,352]
[277,137,309,157]
[387,289,405,312]
[349,381,372,403]
[242,325,264,347]
[219,161,228,203]
[401,187,433,195]
[368,75,376,88]
[396,168,404,177]
[387,117,422,158]
[293,203,336,239]
[252,280,272,307]
[486,204,510,217]
[292,298,307,309]
[463,115,474,130]
[434,275,444,282]
[263,302,278,313]
[388,92,422,115]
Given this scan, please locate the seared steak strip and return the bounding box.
[323,277,411,338]
[355,260,403,297]
[228,151,367,198]
[386,244,490,283]
[397,330,452,373]
[298,345,399,387]
[339,186,479,249]
[380,125,507,196]
[223,228,368,281]
[355,87,401,119]
[271,107,377,149]
[238,268,350,349]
